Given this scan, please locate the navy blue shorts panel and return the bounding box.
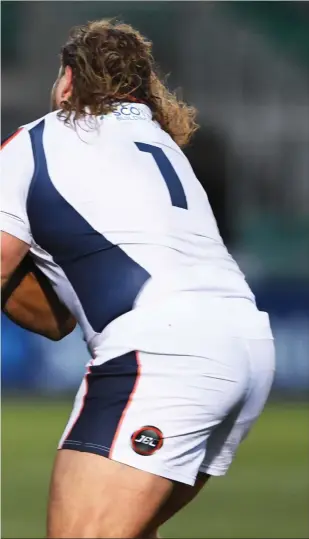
[60,351,138,457]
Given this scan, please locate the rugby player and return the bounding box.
[1,20,275,539]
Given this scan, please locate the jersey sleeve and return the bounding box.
[0,128,34,245]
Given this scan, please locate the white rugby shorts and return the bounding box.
[59,333,275,486]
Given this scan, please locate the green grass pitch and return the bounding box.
[2,400,308,538]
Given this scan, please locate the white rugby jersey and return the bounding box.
[1,103,256,358]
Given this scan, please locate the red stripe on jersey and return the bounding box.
[126,95,146,105]
[1,128,23,150]
[114,95,147,106]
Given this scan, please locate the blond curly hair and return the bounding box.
[58,19,198,147]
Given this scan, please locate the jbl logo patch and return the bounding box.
[135,434,157,447]
[131,426,164,456]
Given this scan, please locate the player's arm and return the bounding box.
[2,247,76,340]
[1,129,76,340]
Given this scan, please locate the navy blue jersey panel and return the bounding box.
[27,120,150,333]
[61,352,138,455]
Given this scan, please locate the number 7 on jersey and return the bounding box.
[135,142,188,209]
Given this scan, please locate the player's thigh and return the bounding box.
[47,451,209,539]
[143,472,210,538]
[47,449,173,539]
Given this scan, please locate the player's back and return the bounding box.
[26,103,260,354]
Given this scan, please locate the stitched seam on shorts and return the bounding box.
[62,440,82,445]
[62,440,196,483]
[84,443,110,452]
[200,463,226,470]
[234,416,258,427]
[63,440,110,452]
[201,466,226,474]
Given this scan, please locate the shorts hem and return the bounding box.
[61,439,110,455]
[60,439,196,486]
[199,465,228,476]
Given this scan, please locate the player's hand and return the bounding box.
[2,254,77,340]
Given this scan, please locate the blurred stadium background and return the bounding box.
[1,2,309,538]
